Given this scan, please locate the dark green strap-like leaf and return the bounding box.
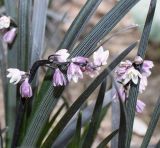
[59,0,102,50]
[36,103,65,146]
[97,129,119,148]
[4,0,18,147]
[11,99,26,147]
[4,0,17,20]
[125,1,157,147]
[41,42,137,147]
[14,0,32,146]
[67,112,82,148]
[109,73,127,148]
[30,0,49,65]
[17,0,31,70]
[140,97,160,148]
[82,80,107,148]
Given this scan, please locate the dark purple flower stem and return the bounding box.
[11,98,26,148]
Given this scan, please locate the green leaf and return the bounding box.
[41,42,137,147]
[4,0,17,20]
[36,103,66,146]
[4,0,18,147]
[140,97,160,148]
[125,0,157,147]
[59,0,102,50]
[113,82,127,148]
[30,0,49,65]
[17,0,31,70]
[0,41,6,97]
[67,112,82,148]
[29,0,49,123]
[97,129,119,148]
[82,80,107,148]
[11,0,32,146]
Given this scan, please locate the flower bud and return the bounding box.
[3,28,17,44]
[20,78,32,98]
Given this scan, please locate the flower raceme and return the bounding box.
[7,47,109,98]
[114,56,154,113]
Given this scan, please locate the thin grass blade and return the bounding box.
[125,1,157,147]
[36,103,66,146]
[67,112,82,148]
[82,80,107,148]
[97,129,119,148]
[140,97,160,148]
[31,0,49,65]
[17,0,31,70]
[4,0,18,146]
[4,0,17,20]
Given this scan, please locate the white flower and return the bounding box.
[7,68,25,85]
[122,67,142,85]
[93,46,109,66]
[0,16,11,29]
[55,49,70,62]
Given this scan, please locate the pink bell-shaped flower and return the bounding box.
[53,68,67,86]
[20,78,32,98]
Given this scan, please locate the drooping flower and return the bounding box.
[139,75,148,93]
[115,60,132,81]
[3,28,17,44]
[53,68,67,86]
[67,63,83,83]
[142,60,154,77]
[122,67,142,85]
[20,78,32,98]
[55,49,70,62]
[93,46,109,66]
[0,16,10,29]
[136,100,146,113]
[7,68,25,84]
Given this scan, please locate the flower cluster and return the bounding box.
[114,56,154,113]
[0,16,17,44]
[6,47,109,98]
